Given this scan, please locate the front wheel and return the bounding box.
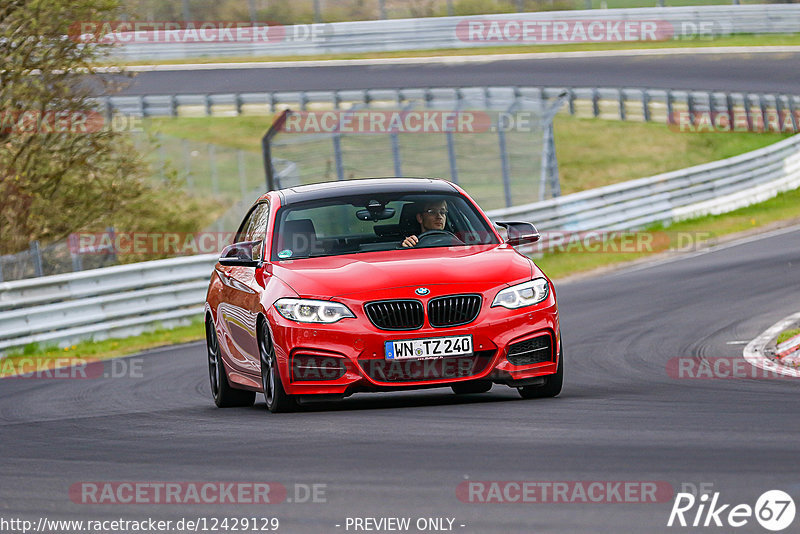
[206,318,255,408]
[518,349,563,399]
[260,321,297,413]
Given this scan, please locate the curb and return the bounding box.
[743,311,800,378]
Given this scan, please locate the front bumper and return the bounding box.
[267,292,560,396]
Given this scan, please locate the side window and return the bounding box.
[244,202,270,260]
[234,202,270,260]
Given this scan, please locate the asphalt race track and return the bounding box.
[2,226,799,533]
[118,51,800,95]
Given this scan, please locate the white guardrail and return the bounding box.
[113,5,800,60]
[1,132,799,355]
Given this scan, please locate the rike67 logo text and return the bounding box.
[668,489,795,531]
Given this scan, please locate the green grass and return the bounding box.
[778,329,800,345]
[0,320,205,378]
[110,33,800,66]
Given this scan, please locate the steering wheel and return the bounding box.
[416,230,464,247]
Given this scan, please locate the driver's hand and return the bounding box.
[401,235,418,248]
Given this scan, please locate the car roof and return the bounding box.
[275,177,459,206]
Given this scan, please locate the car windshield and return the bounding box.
[271,192,499,261]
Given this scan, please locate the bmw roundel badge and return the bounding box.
[415,287,430,296]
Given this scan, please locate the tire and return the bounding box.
[451,380,493,395]
[259,321,297,413]
[206,318,256,408]
[517,349,563,399]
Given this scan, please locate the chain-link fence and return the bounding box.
[0,235,119,283]
[148,134,270,230]
[265,91,565,211]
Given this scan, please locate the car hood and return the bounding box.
[271,244,534,299]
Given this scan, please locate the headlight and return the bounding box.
[274,298,355,324]
[491,278,549,309]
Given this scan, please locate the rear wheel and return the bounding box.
[259,321,297,413]
[451,380,492,395]
[517,349,563,399]
[206,318,255,408]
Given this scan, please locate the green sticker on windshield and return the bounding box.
[278,249,293,259]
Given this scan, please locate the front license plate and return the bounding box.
[385,335,473,360]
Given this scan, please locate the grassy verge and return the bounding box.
[778,329,800,345]
[0,320,205,378]
[112,34,800,66]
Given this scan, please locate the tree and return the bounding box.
[0,0,216,258]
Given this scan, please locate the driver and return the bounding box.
[401,200,448,248]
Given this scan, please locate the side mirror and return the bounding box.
[495,221,540,246]
[219,240,262,267]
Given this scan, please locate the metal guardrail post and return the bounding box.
[618,89,626,121]
[643,90,651,122]
[103,97,113,124]
[592,89,600,118]
[68,233,83,273]
[204,94,212,116]
[170,95,178,117]
[726,93,734,121]
[775,94,785,132]
[666,90,673,122]
[390,131,402,177]
[333,134,345,181]
[497,126,512,208]
[30,241,43,278]
[446,131,458,184]
[568,88,575,116]
[788,96,799,132]
[107,227,118,264]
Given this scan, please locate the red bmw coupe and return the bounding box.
[205,178,562,412]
